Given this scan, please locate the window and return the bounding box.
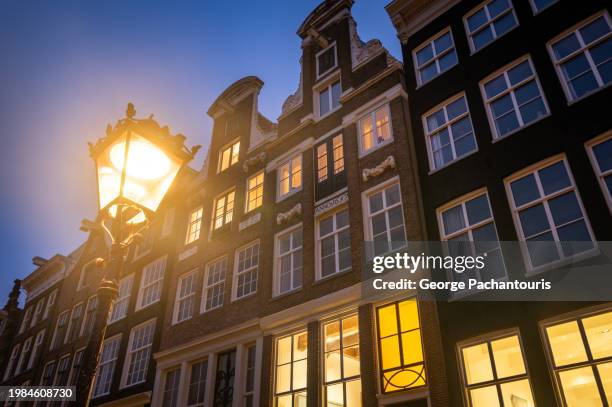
[317,208,351,279]
[81,296,98,337]
[376,298,426,393]
[506,157,595,270]
[78,260,97,290]
[161,207,176,238]
[213,190,235,230]
[233,242,259,300]
[218,140,240,173]
[438,190,506,283]
[54,354,72,386]
[40,361,56,386]
[543,309,612,406]
[136,256,167,310]
[464,0,518,52]
[275,226,303,295]
[188,360,208,406]
[202,257,227,312]
[19,307,32,334]
[586,133,612,212]
[162,368,181,407]
[358,105,392,155]
[318,80,341,117]
[481,56,549,139]
[68,348,85,386]
[459,332,534,406]
[548,12,612,102]
[278,154,302,199]
[30,299,44,328]
[133,227,154,259]
[109,274,134,323]
[44,289,57,319]
[315,135,346,200]
[246,172,264,212]
[14,336,32,375]
[65,303,84,343]
[317,43,337,78]
[174,271,197,323]
[424,93,477,170]
[365,180,407,256]
[274,331,308,406]
[185,206,203,244]
[323,315,361,407]
[414,28,458,85]
[51,310,69,350]
[27,329,45,370]
[213,350,236,405]
[4,344,20,380]
[529,0,558,13]
[244,345,256,407]
[93,335,121,397]
[124,319,155,387]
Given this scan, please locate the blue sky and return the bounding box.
[0,0,400,302]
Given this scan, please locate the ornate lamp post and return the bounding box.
[74,103,199,406]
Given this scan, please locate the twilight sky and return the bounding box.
[0,0,400,302]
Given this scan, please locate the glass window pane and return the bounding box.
[488,0,510,18]
[546,321,588,367]
[398,299,420,332]
[465,194,491,226]
[416,43,434,66]
[342,316,359,347]
[294,332,308,361]
[434,32,453,53]
[582,312,612,359]
[320,89,330,116]
[507,60,532,87]
[553,33,581,59]
[324,321,340,352]
[345,379,362,407]
[380,336,401,370]
[519,97,547,125]
[275,363,291,393]
[484,74,508,99]
[331,81,341,110]
[463,343,494,385]
[343,345,361,378]
[326,382,343,407]
[559,367,603,407]
[467,9,488,32]
[293,359,307,390]
[500,379,535,407]
[519,204,550,238]
[491,335,526,378]
[510,174,540,207]
[277,336,291,365]
[539,161,571,195]
[593,139,612,172]
[598,362,612,402]
[427,109,446,132]
[548,192,582,226]
[470,385,501,407]
[324,350,341,382]
[402,331,424,365]
[579,17,610,45]
[447,97,467,120]
[443,205,466,235]
[439,51,458,72]
[454,132,477,158]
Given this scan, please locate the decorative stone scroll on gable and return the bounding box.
[281,58,304,116]
[276,203,302,225]
[349,17,399,69]
[242,152,267,173]
[362,156,396,182]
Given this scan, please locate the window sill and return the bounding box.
[427,149,479,175]
[231,291,257,303]
[468,24,519,56]
[315,67,340,85]
[270,287,303,301]
[566,82,611,106]
[414,62,459,91]
[314,268,353,285]
[315,105,342,123]
[525,246,600,277]
[490,113,551,144]
[358,139,394,159]
[200,304,223,314]
[276,188,302,204]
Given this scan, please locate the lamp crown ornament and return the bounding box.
[126,102,136,119]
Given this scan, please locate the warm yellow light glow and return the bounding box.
[110,138,171,180]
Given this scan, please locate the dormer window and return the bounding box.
[317,43,338,78]
[217,140,240,173]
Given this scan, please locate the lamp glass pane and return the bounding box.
[96,133,127,210]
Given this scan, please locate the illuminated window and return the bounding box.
[136,256,167,310]
[586,133,612,213]
[278,154,302,199]
[43,289,57,319]
[318,80,341,117]
[93,335,121,397]
[358,105,392,155]
[30,299,44,328]
[506,157,595,270]
[413,28,458,85]
[174,271,197,323]
[317,208,351,279]
[323,315,361,407]
[218,140,240,173]
[109,274,134,323]
[213,190,235,230]
[14,336,32,376]
[376,298,426,393]
[246,172,264,212]
[233,241,259,299]
[188,360,208,406]
[162,368,181,407]
[274,226,303,296]
[51,310,69,350]
[459,333,534,406]
[365,181,406,256]
[543,309,612,406]
[27,329,45,370]
[314,135,346,200]
[185,206,203,244]
[4,344,20,380]
[81,296,98,337]
[65,303,84,343]
[548,12,612,102]
[124,319,155,387]
[464,0,518,52]
[317,43,337,78]
[203,256,227,312]
[317,144,328,183]
[274,331,308,407]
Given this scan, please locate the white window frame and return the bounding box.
[77,259,97,291]
[121,318,156,388]
[43,289,58,320]
[504,155,597,273]
[27,329,45,370]
[64,302,84,344]
[585,131,612,213]
[40,360,56,385]
[463,0,519,54]
[273,330,308,405]
[186,358,209,407]
[133,227,154,261]
[80,295,98,337]
[109,273,134,324]
[53,353,72,386]
[217,138,240,173]
[173,270,197,324]
[135,256,167,311]
[315,76,342,119]
[480,55,550,140]
[92,334,122,398]
[277,154,303,201]
[161,207,176,238]
[315,207,352,280]
[19,307,32,334]
[185,206,203,245]
[316,41,338,79]
[212,188,236,231]
[4,344,20,380]
[51,310,69,350]
[232,240,260,301]
[422,92,478,172]
[357,103,393,158]
[273,224,303,297]
[30,298,44,328]
[529,0,559,14]
[413,27,459,86]
[67,347,86,386]
[201,255,227,313]
[245,171,265,213]
[547,11,612,103]
[14,336,32,375]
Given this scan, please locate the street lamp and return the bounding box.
[75,103,199,406]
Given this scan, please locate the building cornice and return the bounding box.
[385,0,461,43]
